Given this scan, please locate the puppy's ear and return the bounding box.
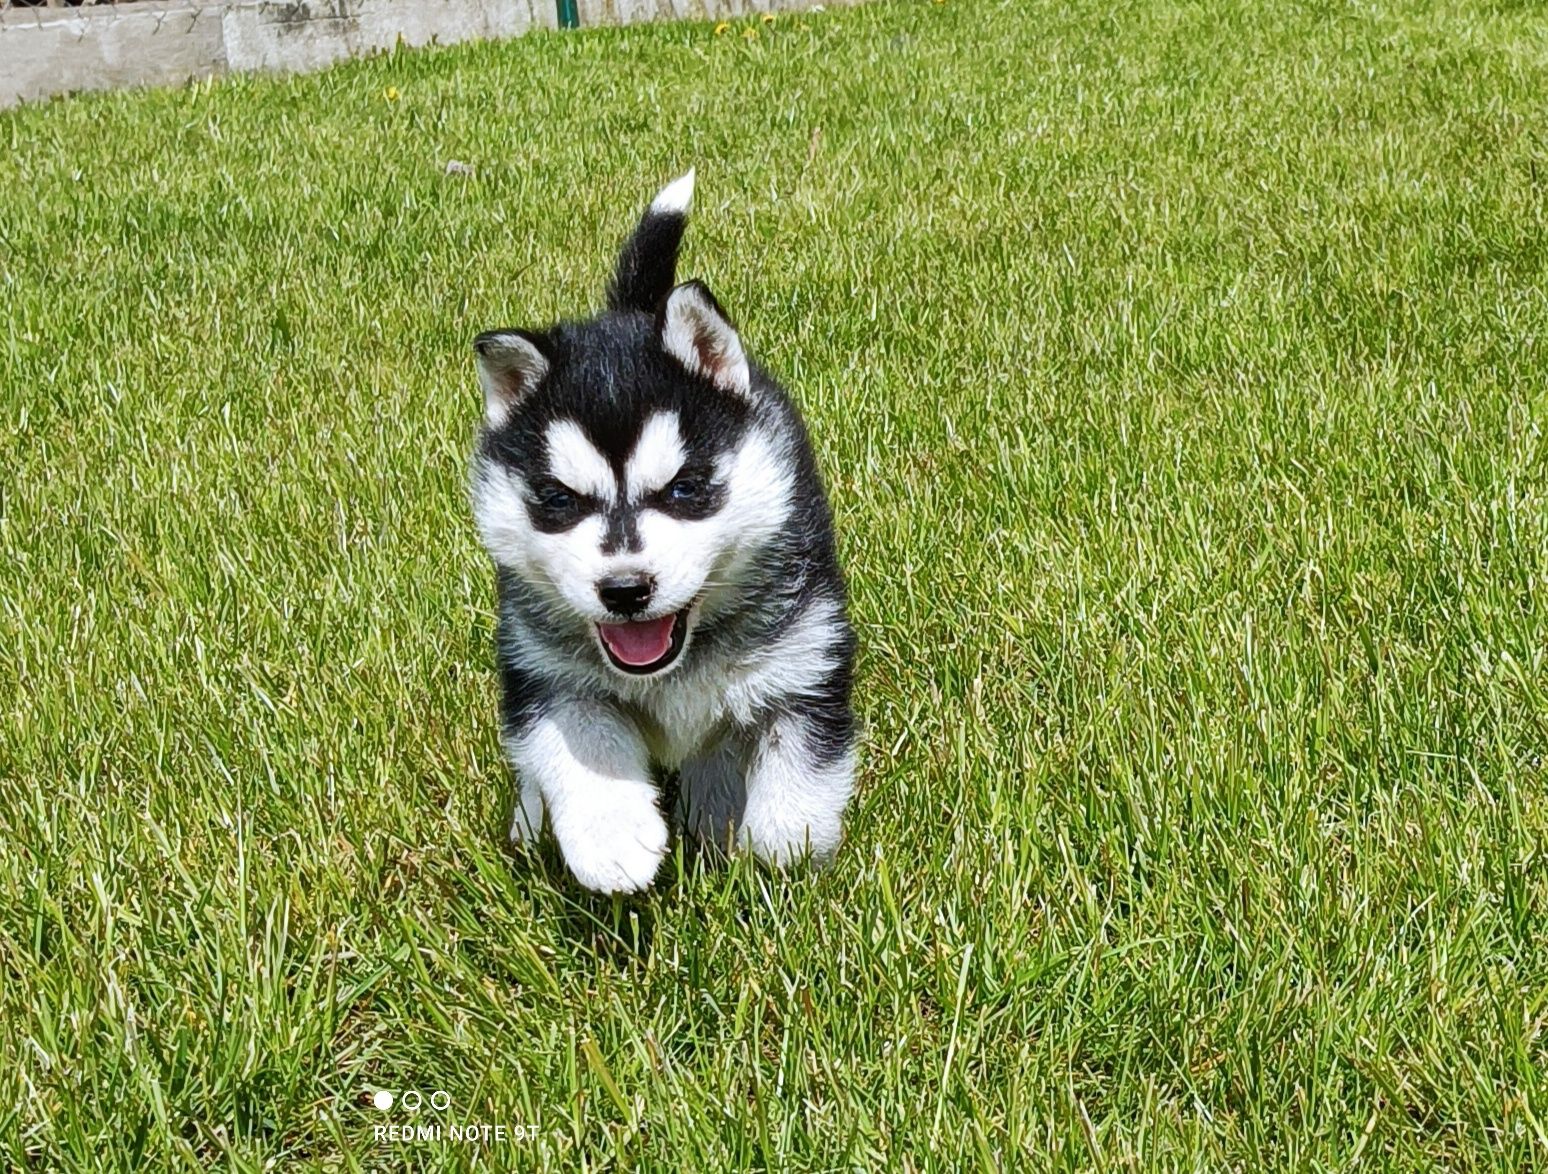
[659,281,750,397]
[473,330,550,427]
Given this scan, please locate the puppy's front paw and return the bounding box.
[738,803,842,868]
[551,783,669,894]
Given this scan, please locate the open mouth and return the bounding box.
[596,607,691,675]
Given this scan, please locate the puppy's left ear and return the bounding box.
[659,281,750,397]
[474,330,550,427]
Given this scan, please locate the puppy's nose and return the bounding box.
[597,574,654,617]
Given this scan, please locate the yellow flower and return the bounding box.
[760,11,775,22]
[742,25,758,39]
[714,21,730,34]
[383,85,401,101]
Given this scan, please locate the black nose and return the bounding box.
[597,574,654,617]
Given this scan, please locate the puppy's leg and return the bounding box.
[739,710,857,867]
[500,665,546,848]
[505,766,545,847]
[506,701,667,894]
[677,733,749,852]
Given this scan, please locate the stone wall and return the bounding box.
[0,0,848,108]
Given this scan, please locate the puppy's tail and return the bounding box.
[608,168,694,313]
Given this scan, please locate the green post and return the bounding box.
[556,0,579,27]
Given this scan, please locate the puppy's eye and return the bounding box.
[665,477,703,502]
[534,482,578,511]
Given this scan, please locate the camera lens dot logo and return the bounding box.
[372,1091,394,1111]
[431,1091,451,1111]
[402,1090,423,1111]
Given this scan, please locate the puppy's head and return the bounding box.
[469,173,793,678]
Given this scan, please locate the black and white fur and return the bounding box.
[469,171,857,894]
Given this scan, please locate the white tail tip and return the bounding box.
[650,168,696,215]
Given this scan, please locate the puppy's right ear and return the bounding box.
[473,330,550,428]
[659,281,750,397]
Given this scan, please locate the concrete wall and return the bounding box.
[574,0,816,19]
[1,3,228,108]
[223,0,551,78]
[0,0,844,109]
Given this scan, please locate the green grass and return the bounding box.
[3,0,1548,1166]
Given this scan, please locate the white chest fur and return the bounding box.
[619,600,846,768]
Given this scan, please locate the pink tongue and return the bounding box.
[598,614,676,666]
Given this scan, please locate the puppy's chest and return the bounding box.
[628,686,734,768]
[622,661,767,767]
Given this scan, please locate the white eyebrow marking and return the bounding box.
[626,411,687,501]
[544,419,616,503]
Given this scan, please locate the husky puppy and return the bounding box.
[468,171,857,894]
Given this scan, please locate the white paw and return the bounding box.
[551,784,669,894]
[737,804,842,868]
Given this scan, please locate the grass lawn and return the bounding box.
[3,0,1548,1166]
